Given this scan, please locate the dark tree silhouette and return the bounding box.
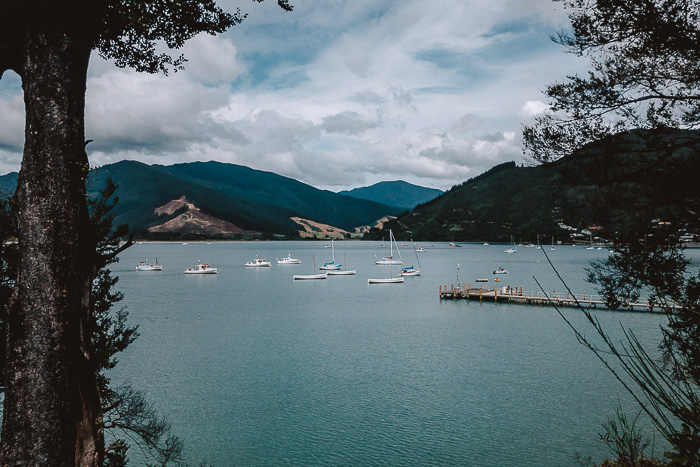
[0,1,292,465]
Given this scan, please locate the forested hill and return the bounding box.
[1,161,404,239]
[378,129,700,243]
[338,181,442,210]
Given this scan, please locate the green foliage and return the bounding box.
[523,0,700,163]
[600,406,656,465]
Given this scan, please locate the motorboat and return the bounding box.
[416,246,426,253]
[184,262,217,274]
[277,253,302,264]
[493,267,509,275]
[245,257,272,267]
[136,258,162,271]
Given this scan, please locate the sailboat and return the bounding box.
[368,258,404,284]
[400,239,422,276]
[550,236,555,251]
[320,239,342,270]
[504,235,517,254]
[327,253,356,275]
[294,255,327,280]
[375,229,403,265]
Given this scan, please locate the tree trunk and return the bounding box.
[0,24,103,466]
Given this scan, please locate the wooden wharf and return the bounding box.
[439,282,669,313]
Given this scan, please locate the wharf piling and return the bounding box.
[439,283,667,313]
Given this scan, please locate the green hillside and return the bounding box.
[376,129,700,243]
[89,160,403,238]
[338,180,442,210]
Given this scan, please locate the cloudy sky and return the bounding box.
[0,0,587,191]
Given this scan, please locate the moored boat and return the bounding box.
[493,267,509,275]
[184,262,217,274]
[246,257,272,267]
[136,258,163,271]
[277,253,302,264]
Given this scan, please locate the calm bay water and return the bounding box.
[112,241,690,466]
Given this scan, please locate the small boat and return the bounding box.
[493,267,509,275]
[416,246,426,253]
[449,242,463,247]
[184,262,217,274]
[294,255,327,280]
[320,239,342,270]
[293,273,327,280]
[375,230,404,265]
[483,242,489,246]
[136,258,162,271]
[476,278,489,282]
[245,257,272,267]
[368,250,404,284]
[277,252,302,264]
[327,253,356,275]
[400,265,420,276]
[504,235,517,254]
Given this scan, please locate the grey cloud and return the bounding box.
[321,111,378,135]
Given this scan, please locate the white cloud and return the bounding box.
[520,100,549,117]
[0,0,587,192]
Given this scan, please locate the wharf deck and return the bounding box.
[439,283,672,313]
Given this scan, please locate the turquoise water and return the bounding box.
[112,241,682,465]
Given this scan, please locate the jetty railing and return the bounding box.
[439,282,671,313]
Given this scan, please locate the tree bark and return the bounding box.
[0,24,103,467]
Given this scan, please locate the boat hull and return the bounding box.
[326,270,356,275]
[136,266,163,271]
[367,277,404,284]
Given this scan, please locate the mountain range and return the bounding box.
[0,161,440,239]
[378,128,700,243]
[338,181,442,210]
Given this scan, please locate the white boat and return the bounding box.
[294,255,327,280]
[400,240,422,276]
[293,273,327,280]
[277,252,302,264]
[375,230,403,265]
[504,235,517,254]
[327,253,356,275]
[184,262,217,274]
[136,258,162,271]
[368,276,404,284]
[493,266,509,275]
[400,265,420,276]
[245,257,272,267]
[449,241,463,247]
[483,242,489,246]
[416,246,426,253]
[320,239,342,270]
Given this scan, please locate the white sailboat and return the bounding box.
[504,235,517,254]
[368,261,404,284]
[375,230,403,265]
[294,255,327,280]
[327,253,356,275]
[400,240,422,276]
[320,239,342,270]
